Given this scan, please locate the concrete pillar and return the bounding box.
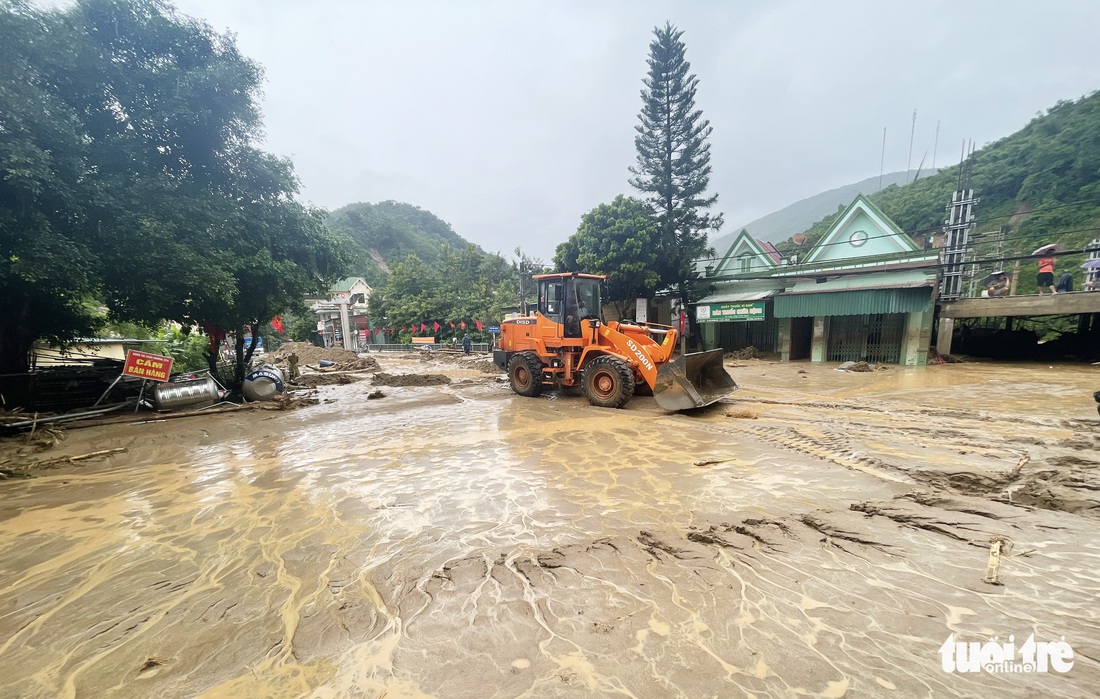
[338,301,354,351]
[936,317,954,356]
[701,322,717,351]
[777,317,793,362]
[902,309,934,365]
[810,316,828,363]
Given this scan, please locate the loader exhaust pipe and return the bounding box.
[652,349,738,411]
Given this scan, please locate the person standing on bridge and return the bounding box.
[1036,255,1058,294]
[1056,270,1074,293]
[986,273,1009,297]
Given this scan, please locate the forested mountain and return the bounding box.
[325,201,475,284]
[710,169,935,254]
[778,91,1100,285]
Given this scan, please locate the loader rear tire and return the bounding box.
[508,352,543,397]
[583,356,635,409]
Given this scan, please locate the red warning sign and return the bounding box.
[122,350,174,382]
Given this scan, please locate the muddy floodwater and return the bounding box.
[1,357,1098,698]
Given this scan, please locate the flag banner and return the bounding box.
[475,320,483,331]
[271,316,284,333]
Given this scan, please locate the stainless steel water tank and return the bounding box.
[242,365,285,402]
[152,377,221,411]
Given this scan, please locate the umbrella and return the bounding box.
[1031,243,1062,255]
[1081,259,1100,270]
[978,270,1006,286]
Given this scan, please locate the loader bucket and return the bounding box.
[653,349,738,411]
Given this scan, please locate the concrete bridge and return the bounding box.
[936,291,1100,355]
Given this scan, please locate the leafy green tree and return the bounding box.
[629,22,723,343]
[511,247,545,314]
[0,3,102,377]
[0,0,347,392]
[370,246,521,345]
[554,195,661,319]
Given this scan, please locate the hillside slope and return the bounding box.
[712,169,935,254]
[325,201,477,285]
[779,91,1100,285]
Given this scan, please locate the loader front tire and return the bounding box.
[583,356,635,409]
[508,352,543,397]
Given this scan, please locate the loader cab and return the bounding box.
[536,274,602,338]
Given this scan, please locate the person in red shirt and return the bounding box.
[1036,256,1057,294]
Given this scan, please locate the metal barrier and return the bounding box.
[365,344,491,353]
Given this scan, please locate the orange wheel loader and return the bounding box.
[492,273,738,410]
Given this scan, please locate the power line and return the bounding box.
[704,227,1100,278]
[705,198,1100,267]
[700,214,1100,269]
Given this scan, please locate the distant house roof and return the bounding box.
[713,230,781,276]
[758,240,782,265]
[329,276,370,293]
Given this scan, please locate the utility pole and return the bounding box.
[931,119,940,171]
[939,141,978,301]
[879,127,887,191]
[906,109,917,184]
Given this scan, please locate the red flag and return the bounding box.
[433,321,440,332]
[475,320,483,332]
[420,322,427,332]
[271,315,284,333]
[460,321,467,330]
[449,322,455,328]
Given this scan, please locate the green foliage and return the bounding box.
[628,22,722,336]
[369,246,518,344]
[159,326,210,372]
[0,0,348,386]
[325,201,471,286]
[281,303,319,343]
[554,196,661,317]
[781,91,1100,292]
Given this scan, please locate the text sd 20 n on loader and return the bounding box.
[492,273,737,410]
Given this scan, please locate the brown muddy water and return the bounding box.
[1,358,1098,698]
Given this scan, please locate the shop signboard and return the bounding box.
[696,301,766,323]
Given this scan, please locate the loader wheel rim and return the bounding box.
[513,365,530,389]
[592,370,616,399]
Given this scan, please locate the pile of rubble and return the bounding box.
[725,346,763,360]
[271,342,379,371]
[418,348,502,374]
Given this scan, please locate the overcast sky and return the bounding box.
[166,0,1099,262]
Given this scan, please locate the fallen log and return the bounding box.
[63,403,257,430]
[27,447,128,469]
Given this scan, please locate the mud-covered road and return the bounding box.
[1,357,1098,698]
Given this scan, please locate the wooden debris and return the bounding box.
[982,535,1012,586]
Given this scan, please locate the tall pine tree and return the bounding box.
[629,22,722,344]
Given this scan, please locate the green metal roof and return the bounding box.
[695,288,780,304]
[329,276,368,293]
[774,287,932,318]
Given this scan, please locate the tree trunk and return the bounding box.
[234,333,246,388]
[232,322,262,389]
[678,282,699,352]
[0,298,36,407]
